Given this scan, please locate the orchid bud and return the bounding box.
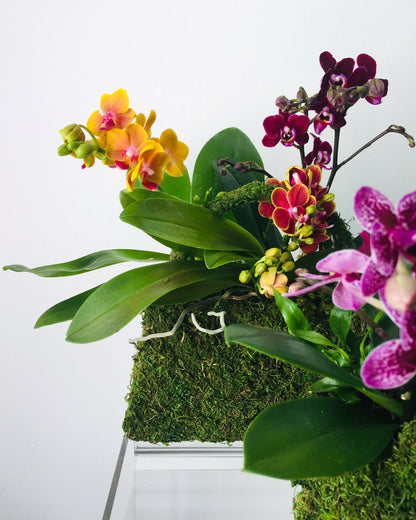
[300,225,314,238]
[239,270,252,284]
[287,241,299,251]
[75,141,95,159]
[282,261,295,272]
[323,193,335,202]
[59,124,85,143]
[280,252,291,263]
[57,144,71,156]
[265,248,281,259]
[254,263,267,276]
[275,95,290,109]
[304,237,314,245]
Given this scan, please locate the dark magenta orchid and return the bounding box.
[262,111,310,148]
[304,135,332,168]
[354,187,416,297]
[319,51,377,92]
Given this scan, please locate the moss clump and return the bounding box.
[292,417,416,520]
[123,293,334,443]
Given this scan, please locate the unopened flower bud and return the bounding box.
[193,195,201,204]
[304,237,314,245]
[57,144,71,156]
[306,205,317,216]
[82,155,95,168]
[296,87,307,102]
[59,124,85,143]
[66,140,84,152]
[288,281,306,293]
[265,257,277,267]
[282,261,295,272]
[300,225,314,238]
[287,241,299,251]
[323,193,335,202]
[254,262,267,276]
[265,247,281,259]
[275,95,290,109]
[280,252,291,263]
[239,270,252,284]
[75,142,95,159]
[295,268,309,276]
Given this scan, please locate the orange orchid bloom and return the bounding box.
[156,129,189,177]
[136,110,157,137]
[127,145,171,191]
[87,89,135,137]
[105,123,156,170]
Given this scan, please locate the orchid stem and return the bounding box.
[326,125,415,190]
[355,308,391,342]
[326,128,340,191]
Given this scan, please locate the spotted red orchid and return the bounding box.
[262,111,310,148]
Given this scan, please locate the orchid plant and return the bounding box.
[5,51,416,481]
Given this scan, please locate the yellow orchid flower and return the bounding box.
[106,123,155,170]
[87,89,135,137]
[156,129,189,177]
[127,145,171,191]
[136,110,157,137]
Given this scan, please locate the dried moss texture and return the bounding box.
[123,293,333,443]
[293,418,416,520]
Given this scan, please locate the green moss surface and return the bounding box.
[293,417,416,520]
[123,293,334,443]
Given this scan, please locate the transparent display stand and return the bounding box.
[133,441,294,520]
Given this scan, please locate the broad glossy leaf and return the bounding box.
[244,397,398,479]
[203,250,254,270]
[330,307,352,346]
[273,290,311,333]
[192,127,264,203]
[119,186,180,210]
[35,286,100,328]
[159,168,191,201]
[292,329,338,349]
[3,249,169,278]
[225,323,359,387]
[120,198,264,254]
[66,261,234,343]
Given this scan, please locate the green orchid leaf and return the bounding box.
[119,186,181,210]
[35,286,101,328]
[309,377,350,393]
[3,249,169,278]
[159,168,191,201]
[225,323,359,387]
[120,198,264,255]
[154,264,243,305]
[291,329,339,349]
[330,307,352,346]
[203,250,254,270]
[243,397,398,479]
[273,290,311,333]
[191,127,264,204]
[225,323,404,417]
[66,260,235,343]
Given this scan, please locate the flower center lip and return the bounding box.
[124,146,139,160]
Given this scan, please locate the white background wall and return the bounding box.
[2,1,416,519]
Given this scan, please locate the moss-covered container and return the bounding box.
[292,418,416,520]
[122,292,335,443]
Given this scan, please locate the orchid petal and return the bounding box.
[287,184,309,207]
[361,259,390,297]
[271,187,290,209]
[263,115,283,138]
[107,89,130,113]
[397,191,416,228]
[319,51,336,72]
[115,109,135,130]
[357,54,377,78]
[361,340,416,389]
[332,281,367,310]
[272,208,292,232]
[316,249,369,275]
[354,187,397,232]
[371,221,397,276]
[258,201,274,218]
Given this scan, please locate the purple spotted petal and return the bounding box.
[354,187,397,232]
[361,260,390,297]
[332,282,367,310]
[402,308,416,349]
[316,249,369,275]
[371,221,397,276]
[397,191,416,228]
[361,340,416,389]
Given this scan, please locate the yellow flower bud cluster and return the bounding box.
[238,247,296,298]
